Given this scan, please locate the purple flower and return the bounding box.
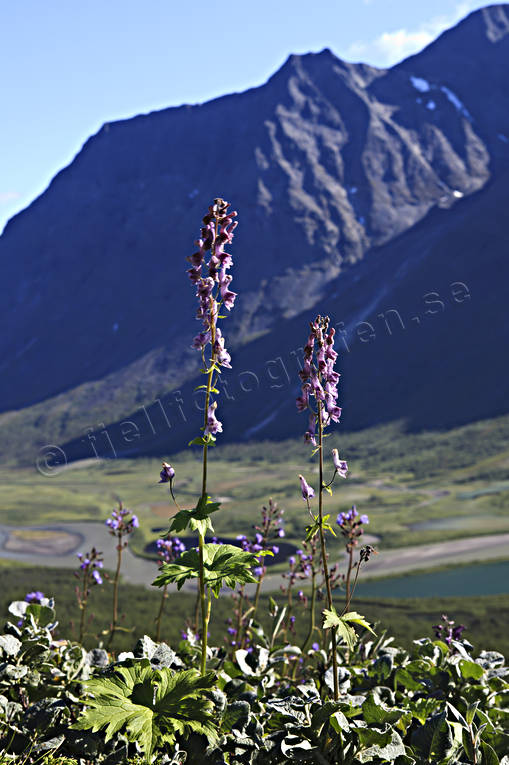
[105,503,138,539]
[253,566,264,577]
[278,528,285,538]
[297,317,342,444]
[360,514,369,524]
[159,462,175,484]
[25,591,44,604]
[311,642,320,651]
[299,474,315,501]
[332,449,348,479]
[204,402,223,435]
[92,569,103,585]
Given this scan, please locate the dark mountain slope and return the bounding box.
[1,5,509,464]
[58,166,509,461]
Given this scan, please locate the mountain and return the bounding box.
[1,4,509,465]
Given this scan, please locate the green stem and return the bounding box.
[302,568,317,652]
[78,569,90,644]
[155,584,168,643]
[317,402,339,701]
[107,538,122,651]
[198,536,208,674]
[236,585,245,648]
[345,547,354,608]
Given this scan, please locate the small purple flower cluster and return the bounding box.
[296,315,341,444]
[236,498,284,577]
[187,198,238,439]
[105,502,139,546]
[24,591,45,604]
[76,548,104,585]
[156,536,186,565]
[282,546,314,590]
[336,506,369,552]
[433,614,466,646]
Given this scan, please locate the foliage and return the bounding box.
[1,596,508,764]
[73,661,217,759]
[153,544,260,597]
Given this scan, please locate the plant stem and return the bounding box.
[302,568,317,652]
[78,570,90,644]
[107,538,122,651]
[345,547,354,608]
[236,585,245,648]
[155,584,168,643]
[317,402,339,701]
[198,536,208,674]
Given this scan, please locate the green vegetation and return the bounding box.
[1,563,508,656]
[1,592,508,763]
[1,414,509,564]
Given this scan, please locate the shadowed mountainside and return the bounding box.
[1,4,509,464]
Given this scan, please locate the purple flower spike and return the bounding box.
[297,316,342,444]
[188,199,238,446]
[299,475,315,501]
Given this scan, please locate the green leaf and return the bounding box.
[411,711,450,760]
[194,385,219,393]
[323,608,356,650]
[329,709,350,734]
[342,611,377,636]
[72,661,217,759]
[322,608,374,650]
[459,660,485,681]
[466,701,480,726]
[188,434,216,447]
[362,692,405,725]
[169,495,221,536]
[305,514,336,541]
[0,634,22,657]
[481,741,500,765]
[357,730,406,763]
[153,544,259,595]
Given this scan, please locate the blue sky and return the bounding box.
[0,0,485,232]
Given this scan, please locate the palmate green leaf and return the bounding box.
[169,495,221,536]
[72,660,217,759]
[153,543,259,595]
[342,611,377,637]
[322,608,375,650]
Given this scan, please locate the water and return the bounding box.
[352,560,509,599]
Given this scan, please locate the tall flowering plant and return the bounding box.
[74,547,103,644]
[105,502,139,649]
[296,315,374,700]
[153,199,261,675]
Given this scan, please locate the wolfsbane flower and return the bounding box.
[159,462,175,484]
[296,315,342,442]
[332,448,348,478]
[299,474,315,501]
[188,198,238,357]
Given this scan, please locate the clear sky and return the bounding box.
[0,0,486,232]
